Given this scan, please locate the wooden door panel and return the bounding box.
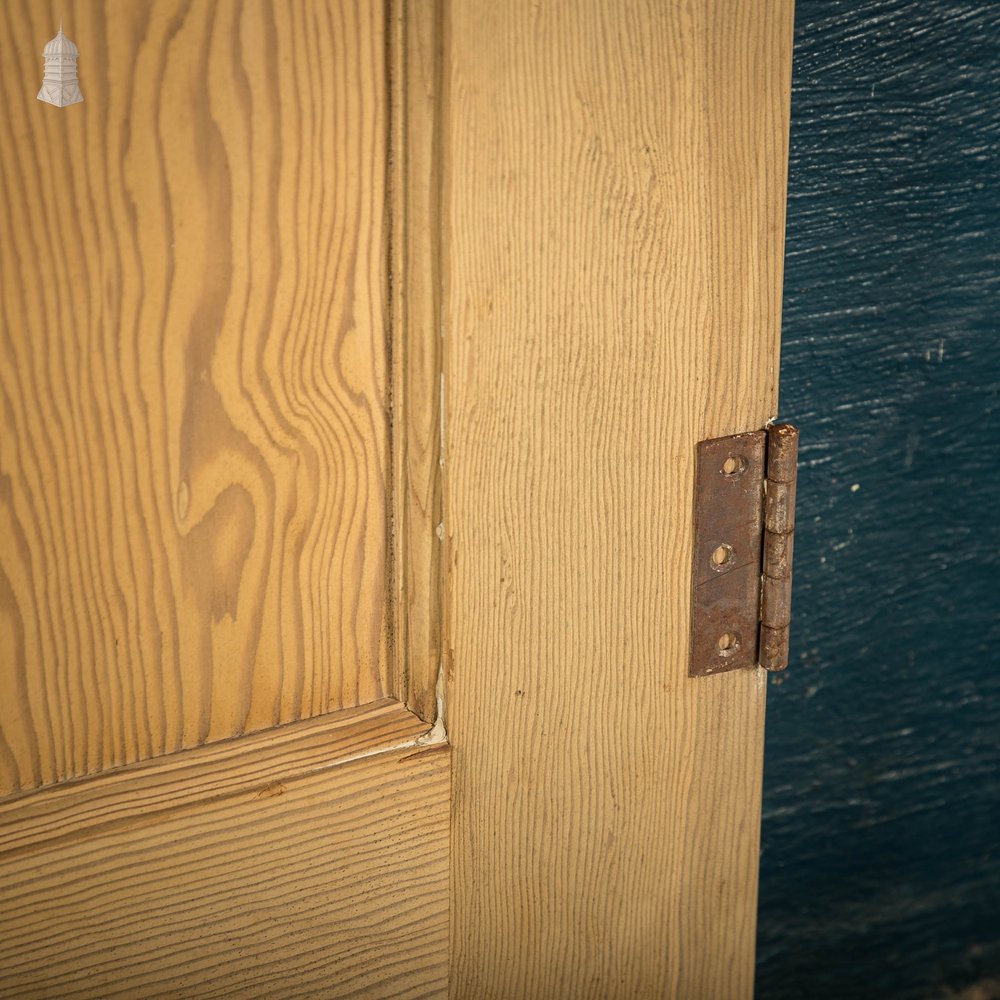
[0,699,450,999]
[0,0,390,796]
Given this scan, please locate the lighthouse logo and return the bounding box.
[37,19,83,108]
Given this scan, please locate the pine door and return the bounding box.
[0,2,793,997]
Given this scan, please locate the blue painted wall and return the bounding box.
[757,3,1000,998]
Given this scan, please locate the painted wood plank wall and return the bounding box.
[757,3,1000,998]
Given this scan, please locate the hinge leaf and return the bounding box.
[688,422,799,677]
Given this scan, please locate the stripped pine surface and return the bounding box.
[0,699,450,999]
[442,1,794,997]
[0,0,393,796]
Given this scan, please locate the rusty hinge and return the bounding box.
[689,423,799,677]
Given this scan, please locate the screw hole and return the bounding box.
[717,631,740,655]
[711,543,734,569]
[721,455,747,476]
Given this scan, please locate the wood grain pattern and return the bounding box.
[0,0,391,795]
[0,699,450,999]
[389,0,445,723]
[442,2,794,997]
[0,696,425,857]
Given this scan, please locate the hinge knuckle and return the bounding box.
[762,529,794,580]
[761,570,792,626]
[759,423,799,672]
[759,625,788,673]
[765,422,799,483]
[765,481,795,535]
